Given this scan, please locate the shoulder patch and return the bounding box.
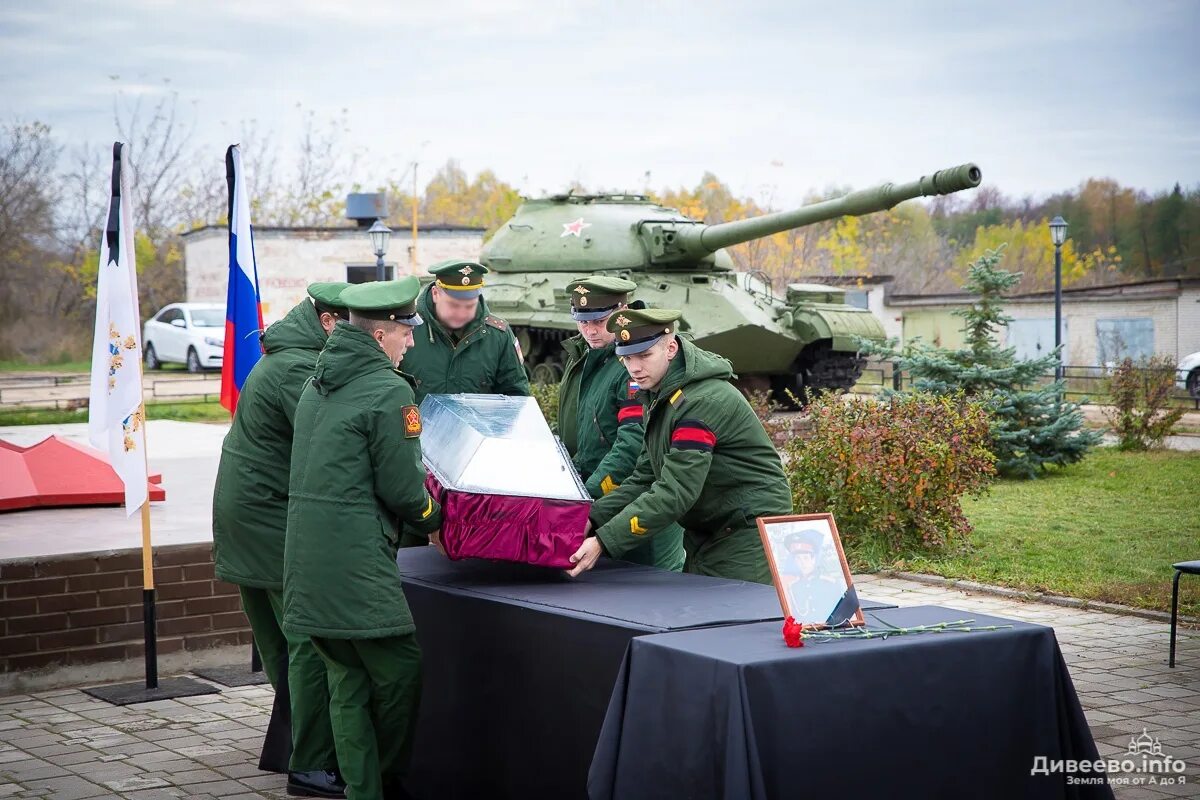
[402,405,423,438]
[626,380,640,399]
[484,315,508,331]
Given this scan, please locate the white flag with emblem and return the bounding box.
[87,142,148,515]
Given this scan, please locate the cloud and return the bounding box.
[1,0,1196,204]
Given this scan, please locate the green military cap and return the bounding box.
[607,307,681,356]
[784,529,824,554]
[566,275,637,322]
[307,281,351,318]
[429,259,489,300]
[339,276,424,326]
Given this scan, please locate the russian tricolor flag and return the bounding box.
[220,145,264,414]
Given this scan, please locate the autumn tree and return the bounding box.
[0,121,93,361]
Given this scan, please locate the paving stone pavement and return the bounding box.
[0,574,1196,799]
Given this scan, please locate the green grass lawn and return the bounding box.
[0,399,230,426]
[902,447,1200,616]
[0,359,92,373]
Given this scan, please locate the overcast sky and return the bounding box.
[2,0,1198,208]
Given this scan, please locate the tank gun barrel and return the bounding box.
[686,163,981,254]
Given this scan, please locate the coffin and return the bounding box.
[419,394,591,568]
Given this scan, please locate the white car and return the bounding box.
[143,303,225,373]
[1178,351,1200,399]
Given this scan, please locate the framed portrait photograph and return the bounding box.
[757,513,865,629]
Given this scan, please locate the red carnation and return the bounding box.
[782,616,805,648]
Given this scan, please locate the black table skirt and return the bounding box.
[263,548,897,794]
[590,606,1113,800]
[398,548,882,799]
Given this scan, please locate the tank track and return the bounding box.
[805,352,867,392]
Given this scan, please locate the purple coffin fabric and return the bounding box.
[426,473,589,569]
[418,394,592,569]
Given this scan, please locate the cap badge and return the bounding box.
[620,330,631,341]
[461,276,471,285]
[459,266,473,275]
[574,285,590,294]
[614,315,630,327]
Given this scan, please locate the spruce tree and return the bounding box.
[865,247,1100,478]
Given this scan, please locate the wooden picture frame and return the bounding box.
[756,512,865,630]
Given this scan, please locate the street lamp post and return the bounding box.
[1049,215,1069,383]
[368,219,392,282]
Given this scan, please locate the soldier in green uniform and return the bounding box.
[283,277,442,800]
[212,282,347,797]
[566,308,793,584]
[556,276,684,571]
[397,258,530,549]
[400,258,531,404]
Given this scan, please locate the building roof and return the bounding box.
[796,274,895,286]
[887,276,1200,307]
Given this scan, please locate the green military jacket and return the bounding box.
[282,322,442,639]
[558,335,686,571]
[402,284,531,405]
[557,335,644,498]
[212,300,325,590]
[588,338,792,573]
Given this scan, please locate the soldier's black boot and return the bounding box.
[286,769,346,798]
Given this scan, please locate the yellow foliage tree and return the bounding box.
[958,218,1087,291]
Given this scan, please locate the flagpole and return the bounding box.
[119,136,157,691]
[137,405,157,689]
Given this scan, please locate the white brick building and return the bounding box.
[182,224,486,325]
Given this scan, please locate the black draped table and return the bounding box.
[589,605,1113,800]
[396,546,896,799]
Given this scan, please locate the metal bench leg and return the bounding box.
[1169,570,1181,668]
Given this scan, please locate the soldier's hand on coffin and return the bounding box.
[565,537,602,578]
[429,529,446,556]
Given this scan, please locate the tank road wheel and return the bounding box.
[806,354,866,393]
[531,360,563,385]
[798,341,866,394]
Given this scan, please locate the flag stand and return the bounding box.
[83,407,217,705]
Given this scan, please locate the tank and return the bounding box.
[480,163,982,403]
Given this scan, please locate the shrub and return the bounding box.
[742,388,803,445]
[1104,356,1185,450]
[782,392,996,562]
[529,381,560,433]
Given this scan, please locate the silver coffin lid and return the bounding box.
[418,394,590,502]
